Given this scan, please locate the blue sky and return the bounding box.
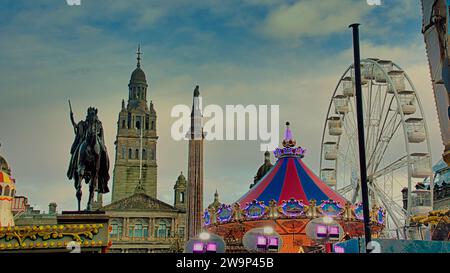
[0,0,444,212]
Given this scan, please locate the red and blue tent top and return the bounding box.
[237,156,347,206]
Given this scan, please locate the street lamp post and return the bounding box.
[349,23,372,251]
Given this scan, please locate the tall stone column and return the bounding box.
[186,85,204,240]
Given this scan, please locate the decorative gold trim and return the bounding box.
[0,224,105,250]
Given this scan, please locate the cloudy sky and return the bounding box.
[0,0,444,212]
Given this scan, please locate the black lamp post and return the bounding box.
[349,23,372,251]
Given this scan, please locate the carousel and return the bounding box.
[203,123,385,253]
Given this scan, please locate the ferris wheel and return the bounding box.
[319,58,434,239]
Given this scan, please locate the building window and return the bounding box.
[134,222,143,238]
[142,149,147,160]
[143,226,148,238]
[131,220,148,239]
[136,120,141,130]
[11,189,15,197]
[129,226,133,238]
[4,186,10,197]
[156,220,171,238]
[122,119,126,129]
[128,149,132,159]
[127,112,132,129]
[135,149,139,160]
[151,121,155,130]
[0,185,2,195]
[110,220,123,239]
[180,192,184,203]
[178,227,185,239]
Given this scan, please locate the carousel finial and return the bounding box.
[282,121,296,148]
[284,122,293,141]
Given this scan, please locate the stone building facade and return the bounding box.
[111,46,158,202]
[103,191,186,253]
[104,47,187,253]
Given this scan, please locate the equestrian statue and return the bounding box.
[67,100,110,211]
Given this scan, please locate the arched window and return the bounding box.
[128,149,132,159]
[122,119,126,129]
[156,219,171,238]
[0,185,3,195]
[110,220,123,238]
[128,226,133,238]
[142,149,147,160]
[135,149,139,160]
[136,120,141,130]
[134,221,143,238]
[4,186,10,197]
[143,224,148,238]
[131,220,149,239]
[180,192,184,203]
[157,220,167,238]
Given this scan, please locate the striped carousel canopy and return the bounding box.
[237,122,347,206]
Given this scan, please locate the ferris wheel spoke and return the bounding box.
[351,182,360,203]
[341,110,359,161]
[337,184,354,196]
[372,119,402,173]
[368,110,402,172]
[370,155,409,180]
[370,182,407,216]
[366,97,395,167]
[365,86,392,171]
[368,184,406,237]
[337,150,358,171]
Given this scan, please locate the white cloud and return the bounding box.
[262,0,370,39]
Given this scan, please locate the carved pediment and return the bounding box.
[103,193,178,211]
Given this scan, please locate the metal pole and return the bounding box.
[349,23,372,251]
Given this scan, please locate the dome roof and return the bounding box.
[176,172,186,185]
[208,190,221,210]
[130,67,147,83]
[0,156,9,172]
[0,148,10,175]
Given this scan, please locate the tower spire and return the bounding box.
[136,44,142,68]
[214,190,219,202]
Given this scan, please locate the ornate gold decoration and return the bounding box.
[0,224,104,250]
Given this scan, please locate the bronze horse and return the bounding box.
[68,105,110,211]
